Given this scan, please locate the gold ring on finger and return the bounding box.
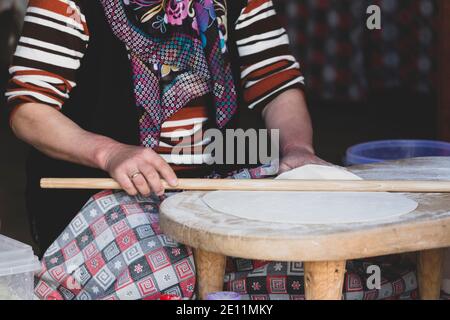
[130,172,143,180]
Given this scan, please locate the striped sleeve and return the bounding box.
[234,0,305,110]
[5,0,89,113]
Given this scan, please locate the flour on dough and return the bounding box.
[202,165,418,225]
[276,164,362,181]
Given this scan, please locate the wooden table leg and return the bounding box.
[194,248,227,300]
[417,248,445,300]
[304,260,346,300]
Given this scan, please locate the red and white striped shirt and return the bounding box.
[6,0,304,170]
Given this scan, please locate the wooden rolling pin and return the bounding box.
[40,178,450,193]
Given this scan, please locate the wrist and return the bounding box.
[281,143,315,156]
[93,138,122,171]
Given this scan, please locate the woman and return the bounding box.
[6,0,416,300]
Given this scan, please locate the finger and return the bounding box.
[155,158,178,187]
[315,158,334,167]
[310,158,330,165]
[130,172,151,196]
[278,162,294,174]
[291,156,329,168]
[140,166,164,196]
[115,173,138,196]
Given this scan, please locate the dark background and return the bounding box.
[0,0,442,249]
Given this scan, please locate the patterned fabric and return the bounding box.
[99,0,237,148]
[5,0,89,110]
[224,259,418,300]
[35,191,196,300]
[5,0,304,169]
[276,0,437,101]
[35,163,423,300]
[343,257,418,300]
[235,0,305,109]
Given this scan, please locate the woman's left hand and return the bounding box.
[279,146,331,174]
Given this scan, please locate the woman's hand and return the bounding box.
[279,145,331,174]
[98,143,178,197]
[10,103,177,197]
[262,89,331,174]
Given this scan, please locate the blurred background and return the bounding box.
[0,0,448,248]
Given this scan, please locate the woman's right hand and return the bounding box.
[98,143,178,197]
[10,103,177,197]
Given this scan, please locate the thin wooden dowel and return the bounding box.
[40,178,450,193]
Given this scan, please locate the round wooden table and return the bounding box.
[160,157,450,300]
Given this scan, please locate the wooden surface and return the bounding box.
[418,248,445,299]
[438,0,450,141]
[40,177,450,193]
[160,157,450,262]
[193,249,227,300]
[304,261,346,300]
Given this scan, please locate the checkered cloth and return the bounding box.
[35,164,426,300]
[34,191,196,300]
[224,256,418,300]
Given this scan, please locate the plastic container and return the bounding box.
[346,140,450,166]
[0,234,41,300]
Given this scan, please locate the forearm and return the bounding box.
[262,89,315,155]
[10,103,119,171]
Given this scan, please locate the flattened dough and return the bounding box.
[276,164,362,181]
[202,165,418,224]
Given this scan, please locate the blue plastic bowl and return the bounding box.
[346,140,450,165]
